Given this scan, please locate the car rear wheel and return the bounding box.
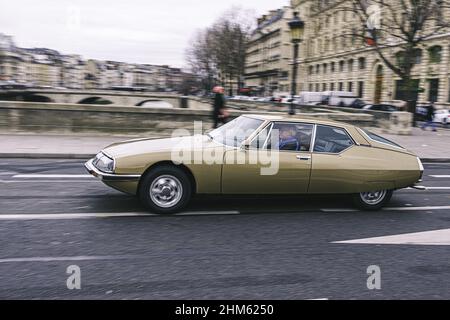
[139,165,192,214]
[352,190,393,211]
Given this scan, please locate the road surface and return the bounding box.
[0,159,449,299]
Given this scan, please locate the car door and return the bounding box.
[221,122,314,194]
[309,124,360,194]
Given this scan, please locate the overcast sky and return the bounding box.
[0,0,288,68]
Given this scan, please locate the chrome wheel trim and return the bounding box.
[360,190,387,206]
[149,175,183,208]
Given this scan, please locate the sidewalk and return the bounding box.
[0,127,448,160]
[370,127,450,161]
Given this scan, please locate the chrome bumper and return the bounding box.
[84,159,141,182]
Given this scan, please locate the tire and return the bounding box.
[138,165,193,214]
[352,190,393,211]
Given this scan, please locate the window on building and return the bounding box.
[428,46,442,63]
[323,63,328,74]
[309,83,314,91]
[358,81,364,98]
[331,62,335,72]
[429,79,440,102]
[323,83,327,91]
[339,82,344,91]
[316,65,320,74]
[358,57,366,70]
[316,83,320,92]
[330,83,335,91]
[339,60,345,72]
[348,82,353,93]
[414,49,422,64]
[448,79,450,103]
[279,71,288,80]
[348,59,354,72]
[351,29,357,46]
[308,66,314,75]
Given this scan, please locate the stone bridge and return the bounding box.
[0,89,211,109]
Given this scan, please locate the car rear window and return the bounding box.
[362,129,404,149]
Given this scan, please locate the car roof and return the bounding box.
[243,114,355,129]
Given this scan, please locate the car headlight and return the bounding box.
[92,152,115,173]
[417,157,424,180]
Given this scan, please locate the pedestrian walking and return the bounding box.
[212,86,228,129]
[421,102,437,132]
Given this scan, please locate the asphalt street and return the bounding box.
[0,159,449,299]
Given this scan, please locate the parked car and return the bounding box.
[363,104,398,112]
[350,99,367,109]
[86,115,424,214]
[433,109,450,125]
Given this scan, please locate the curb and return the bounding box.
[421,158,450,163]
[0,153,449,163]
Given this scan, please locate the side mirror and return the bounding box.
[241,142,250,151]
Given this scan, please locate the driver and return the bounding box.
[278,125,299,151]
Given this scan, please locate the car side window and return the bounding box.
[313,125,354,154]
[250,124,271,149]
[266,122,314,152]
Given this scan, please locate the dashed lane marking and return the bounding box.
[322,206,450,213]
[0,255,138,263]
[13,174,92,178]
[0,211,241,220]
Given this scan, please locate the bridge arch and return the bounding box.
[78,97,113,105]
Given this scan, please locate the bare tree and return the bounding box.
[185,29,217,93]
[185,6,255,96]
[335,0,450,112]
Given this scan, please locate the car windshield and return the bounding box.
[209,116,264,147]
[362,129,404,149]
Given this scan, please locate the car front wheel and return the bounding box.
[139,166,192,214]
[352,190,393,211]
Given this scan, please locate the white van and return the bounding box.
[326,91,359,107]
[297,92,325,106]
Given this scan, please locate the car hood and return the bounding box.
[102,135,219,158]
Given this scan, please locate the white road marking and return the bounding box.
[0,255,136,263]
[333,228,450,246]
[0,212,153,220]
[322,206,450,213]
[321,209,359,213]
[0,180,98,183]
[0,211,241,220]
[429,175,450,178]
[406,187,450,190]
[176,211,240,216]
[13,174,92,179]
[383,205,450,211]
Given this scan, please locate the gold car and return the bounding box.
[85,115,424,214]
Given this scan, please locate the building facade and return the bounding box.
[0,33,191,93]
[245,6,294,96]
[291,0,450,108]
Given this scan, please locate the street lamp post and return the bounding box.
[288,12,305,116]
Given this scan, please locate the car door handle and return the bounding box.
[296,155,311,161]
